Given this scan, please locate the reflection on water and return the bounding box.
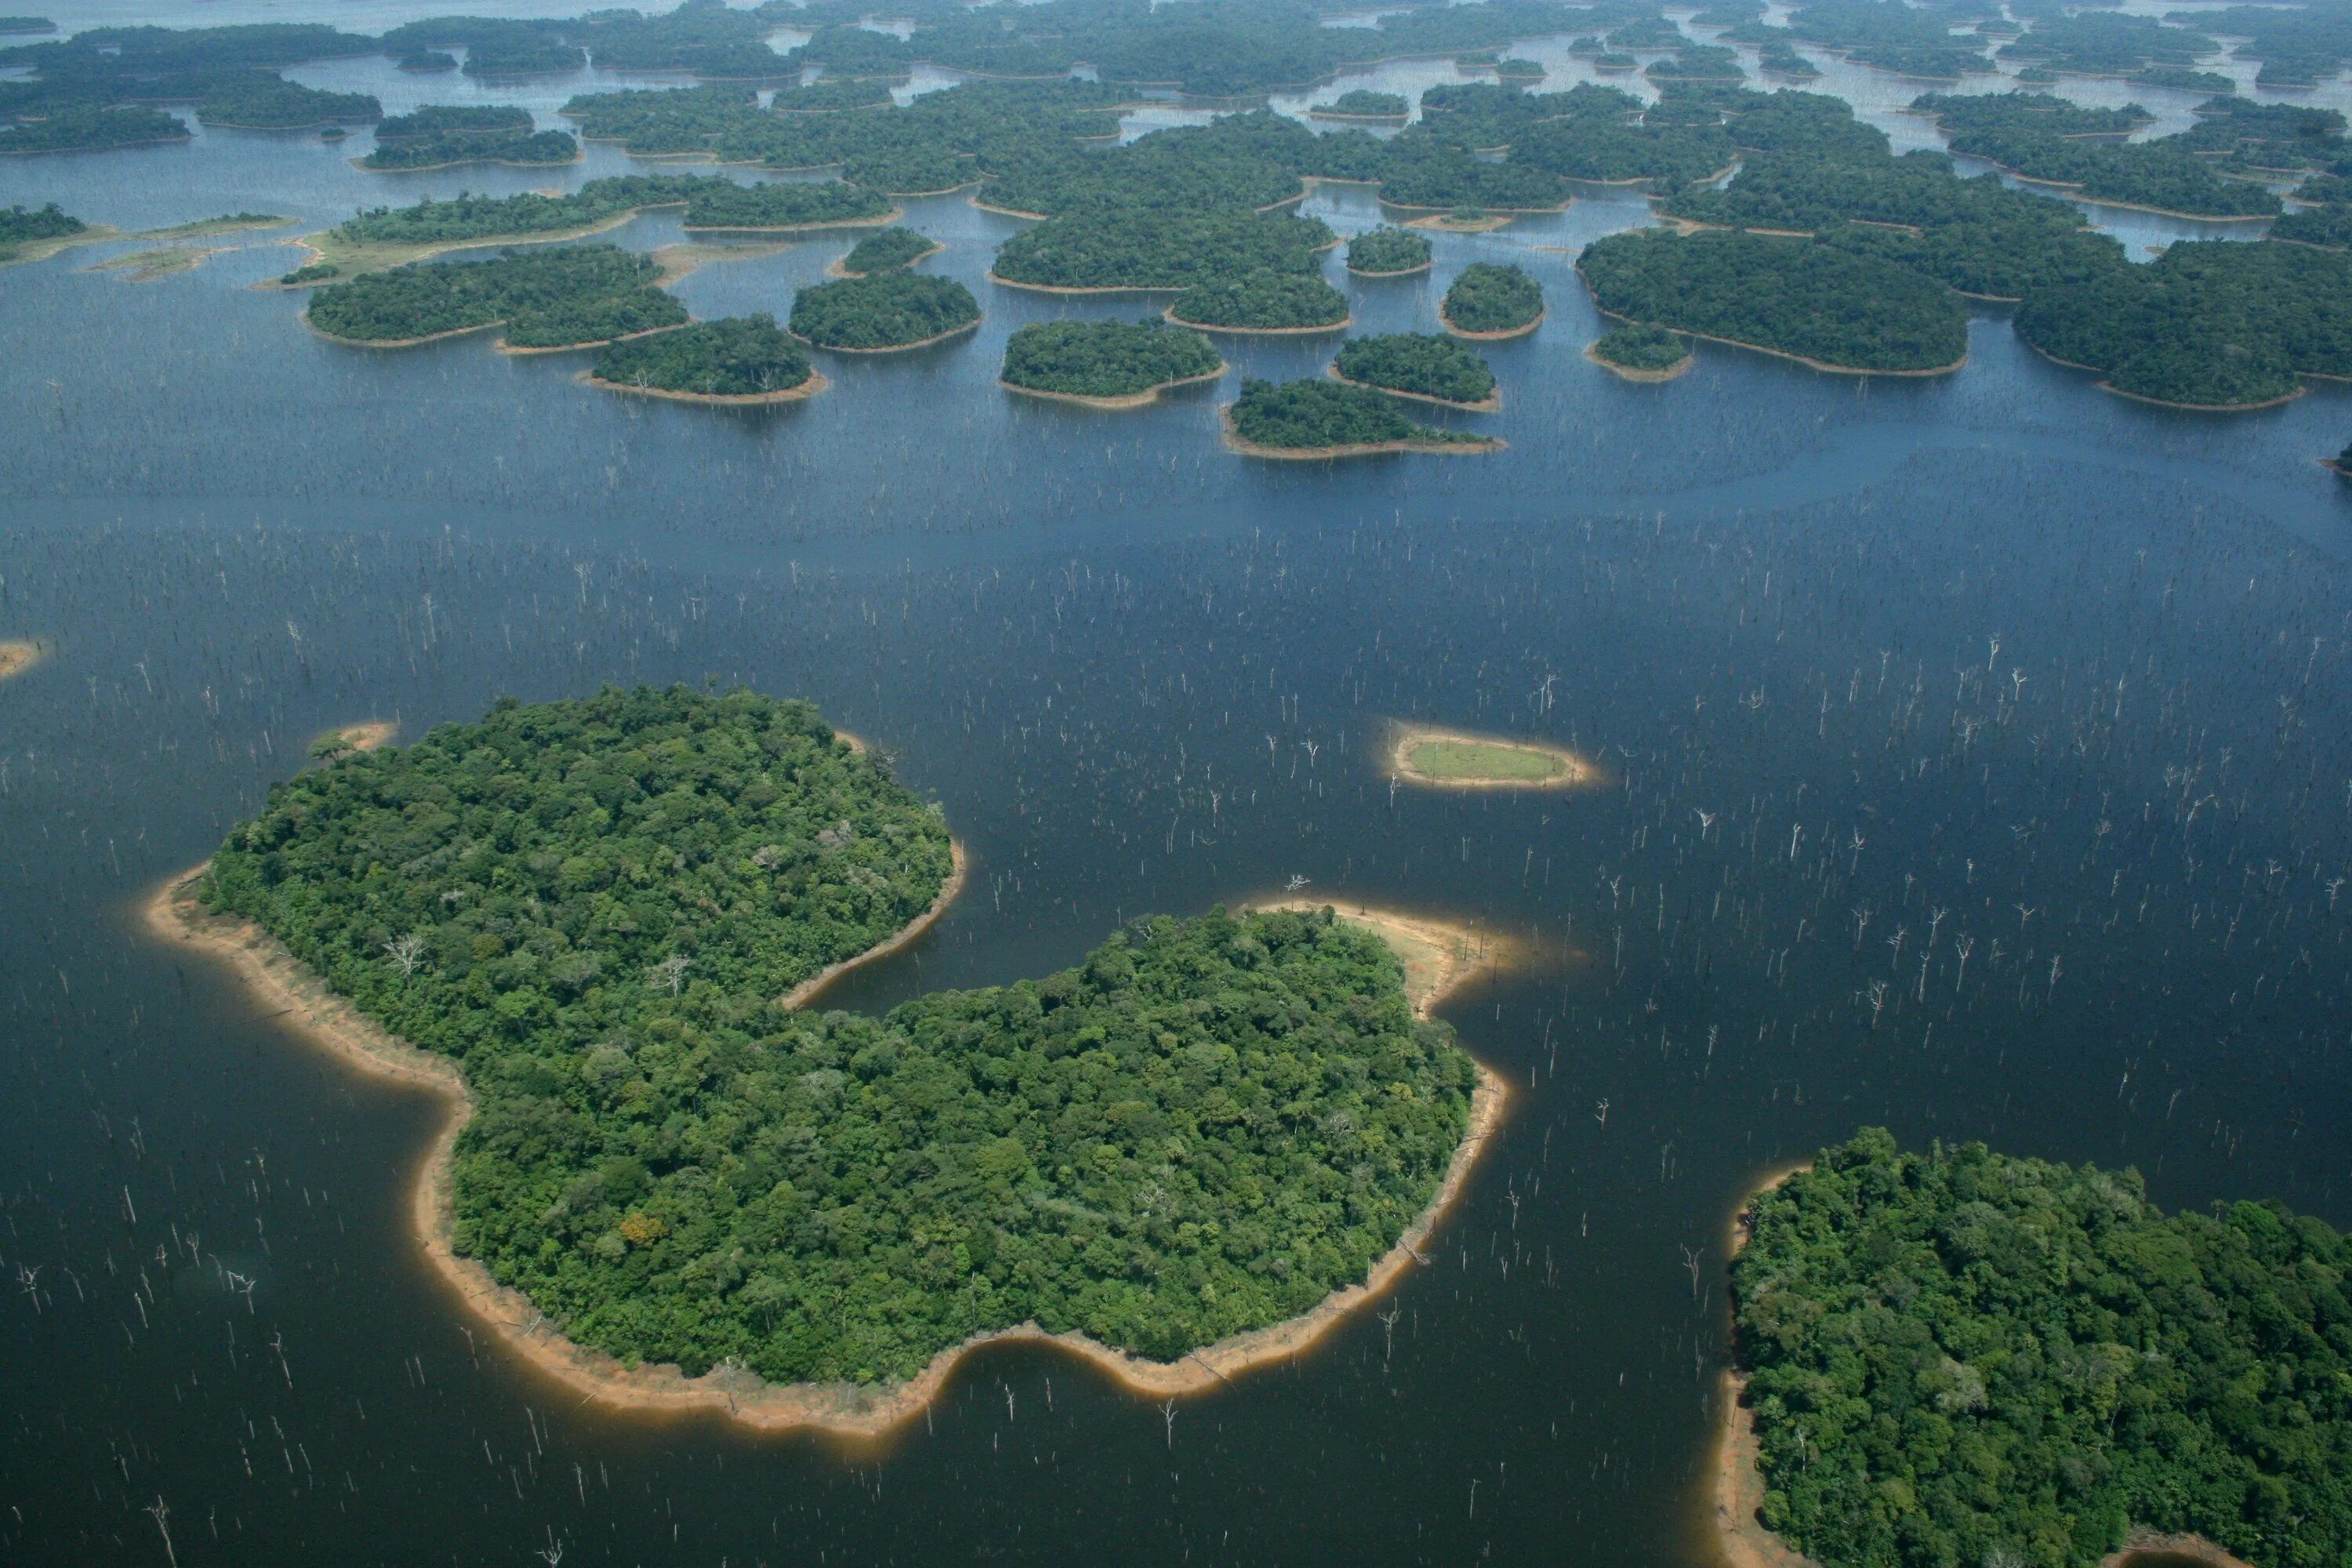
[2,7,2350,1567]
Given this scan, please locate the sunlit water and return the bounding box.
[4,5,2350,1565]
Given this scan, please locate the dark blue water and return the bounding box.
[5,11,2351,1566]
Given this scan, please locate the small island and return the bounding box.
[194,78,380,130]
[587,313,824,405]
[1311,90,1410,122]
[1345,226,1433,278]
[1577,229,1969,375]
[1167,272,1352,335]
[789,270,981,351]
[147,688,1507,1436]
[305,245,687,350]
[1224,378,1502,460]
[1000,319,1225,408]
[0,637,46,681]
[829,226,941,277]
[989,209,1337,293]
[1330,333,1499,411]
[1440,262,1544,339]
[1388,724,1591,789]
[1586,322,1694,382]
[1724,1130,2352,1568]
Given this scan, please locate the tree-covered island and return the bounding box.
[1586,322,1693,381]
[1440,263,1544,339]
[587,313,820,405]
[1225,378,1501,460]
[989,209,1337,293]
[1577,229,1969,374]
[1730,1129,2352,1568]
[1330,333,1499,410]
[1167,271,1352,334]
[304,244,686,350]
[177,687,1492,1402]
[1000,319,1225,408]
[1345,227,1432,278]
[362,107,577,171]
[833,226,941,277]
[677,179,897,232]
[789,271,981,351]
[1311,90,1409,122]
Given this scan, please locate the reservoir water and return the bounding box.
[4,7,2350,1564]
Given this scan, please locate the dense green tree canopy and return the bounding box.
[680,178,895,230]
[1735,1129,2352,1568]
[1589,321,1691,372]
[1578,229,1967,372]
[0,103,189,152]
[990,208,1334,291]
[789,271,979,349]
[1442,263,1544,335]
[1333,333,1497,405]
[304,244,684,348]
[1168,271,1350,332]
[1346,227,1430,276]
[0,199,80,260]
[1316,89,1407,118]
[204,688,1479,1385]
[836,226,938,276]
[194,74,379,128]
[1229,378,1483,451]
[362,128,578,171]
[591,314,813,398]
[1000,320,1222,398]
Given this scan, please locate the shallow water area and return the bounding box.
[5,3,2352,1566]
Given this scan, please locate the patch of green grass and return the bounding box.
[1403,740,1566,782]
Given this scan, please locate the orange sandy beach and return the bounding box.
[0,638,48,681]
[143,858,1505,1441]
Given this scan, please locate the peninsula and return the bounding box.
[148,688,1503,1438]
[1722,1130,2351,1568]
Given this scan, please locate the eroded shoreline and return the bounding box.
[145,860,1505,1441]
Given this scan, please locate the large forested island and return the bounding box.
[1331,333,1499,410]
[586,313,819,405]
[304,244,684,350]
[789,271,980,351]
[1731,1129,2352,1568]
[1226,378,1501,459]
[1579,229,1968,374]
[989,209,1336,293]
[172,687,1488,1404]
[999,319,1224,408]
[1167,271,1351,334]
[361,106,578,171]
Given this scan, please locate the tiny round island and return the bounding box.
[1389,723,1593,789]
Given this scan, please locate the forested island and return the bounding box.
[677,179,896,232]
[789,271,980,351]
[1345,227,1432,278]
[1225,379,1500,460]
[362,107,575,170]
[162,687,1495,1419]
[1440,263,1544,339]
[193,75,379,129]
[0,199,83,263]
[304,244,684,350]
[999,319,1225,408]
[1586,322,1693,382]
[0,104,189,153]
[1311,90,1408,122]
[1578,229,1969,375]
[1730,1130,2352,1568]
[1331,333,1498,410]
[989,209,1335,293]
[1913,93,2282,221]
[1167,272,1351,334]
[586,313,820,405]
[832,227,939,277]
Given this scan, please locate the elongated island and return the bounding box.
[1389,724,1592,789]
[1720,1131,2350,1568]
[147,687,1506,1437]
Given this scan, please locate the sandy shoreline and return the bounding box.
[1584,340,1693,383]
[146,859,1509,1440]
[1000,365,1227,410]
[1388,723,1594,789]
[1329,365,1499,412]
[1442,305,1545,341]
[1169,307,1353,336]
[0,638,49,681]
[582,368,830,405]
[1220,407,1502,460]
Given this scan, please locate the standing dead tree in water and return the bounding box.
[145,1499,176,1568]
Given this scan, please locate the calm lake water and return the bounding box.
[5,6,2351,1565]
